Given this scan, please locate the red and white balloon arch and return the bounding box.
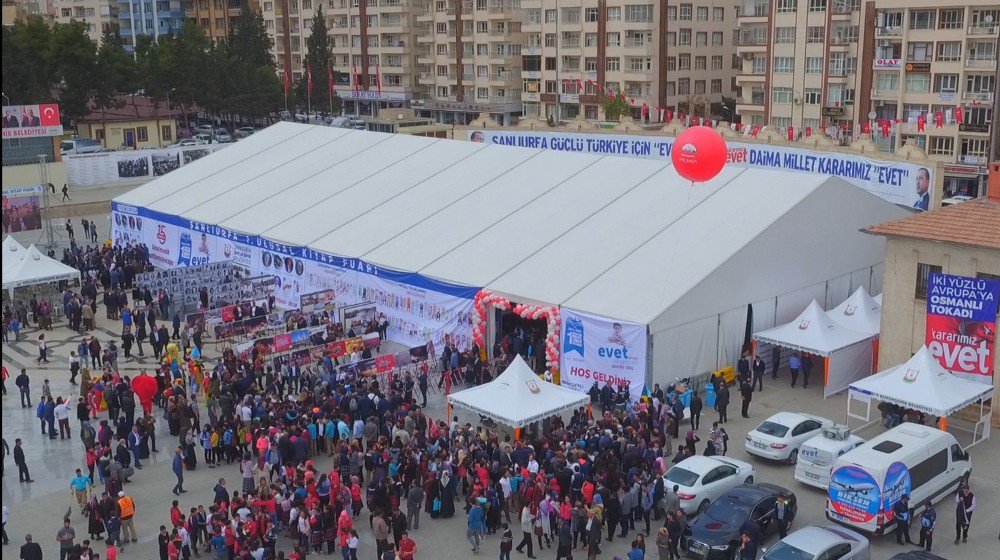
[472,289,562,370]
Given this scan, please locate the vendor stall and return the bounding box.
[2,244,81,298]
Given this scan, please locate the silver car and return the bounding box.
[761,525,869,560]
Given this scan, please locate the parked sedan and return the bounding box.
[214,128,232,143]
[745,412,833,464]
[235,126,256,139]
[761,526,870,560]
[681,483,797,560]
[662,455,756,515]
[194,123,215,135]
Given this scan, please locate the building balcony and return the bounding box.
[876,27,903,37]
[736,99,764,114]
[623,42,655,55]
[490,74,521,87]
[381,62,410,72]
[967,24,998,36]
[870,88,898,100]
[487,6,522,19]
[739,0,768,22]
[965,56,997,68]
[736,73,766,83]
[963,91,994,102]
[378,0,409,10]
[521,91,540,102]
[417,72,436,84]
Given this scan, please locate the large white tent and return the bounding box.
[112,123,909,389]
[448,355,590,427]
[848,346,993,447]
[2,236,27,278]
[2,244,81,295]
[754,300,875,397]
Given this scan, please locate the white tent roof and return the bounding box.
[447,355,590,427]
[826,286,882,336]
[850,346,994,417]
[2,244,81,290]
[873,293,882,306]
[2,236,27,277]
[115,123,908,327]
[754,300,873,356]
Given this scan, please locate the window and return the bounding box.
[806,27,824,44]
[713,7,724,21]
[679,29,691,45]
[772,87,794,103]
[696,32,707,46]
[936,42,961,62]
[585,57,597,72]
[696,6,708,21]
[585,33,597,47]
[903,104,927,121]
[751,56,767,74]
[966,74,996,94]
[711,79,722,93]
[876,72,899,92]
[808,0,825,13]
[666,32,676,46]
[938,9,964,29]
[909,10,935,30]
[910,450,948,491]
[679,4,691,20]
[934,74,958,93]
[905,74,931,93]
[966,107,993,126]
[901,135,927,151]
[773,57,794,73]
[804,88,822,104]
[678,79,689,95]
[771,116,792,130]
[607,33,620,47]
[585,8,598,22]
[630,57,652,71]
[929,136,953,156]
[712,32,723,46]
[607,7,621,20]
[476,87,489,100]
[161,125,172,142]
[562,7,580,23]
[694,80,705,94]
[136,127,148,142]
[961,138,990,159]
[667,6,676,20]
[665,82,675,97]
[806,57,823,74]
[544,9,557,23]
[915,264,943,298]
[678,54,690,70]
[606,57,621,72]
[907,42,932,62]
[712,56,723,70]
[666,57,676,71]
[775,27,795,44]
[776,0,797,13]
[694,56,706,70]
[626,4,652,22]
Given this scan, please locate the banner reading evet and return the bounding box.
[925,273,999,383]
[560,308,647,402]
[468,130,933,210]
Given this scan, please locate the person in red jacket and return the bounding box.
[398,531,416,560]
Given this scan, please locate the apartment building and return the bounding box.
[859,1,998,198]
[48,0,118,43]
[736,0,998,197]
[118,0,187,49]
[184,0,250,41]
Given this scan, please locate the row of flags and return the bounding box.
[282,64,382,98]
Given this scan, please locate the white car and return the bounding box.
[193,133,213,144]
[662,455,756,515]
[214,128,232,143]
[235,126,256,139]
[745,412,833,464]
[762,525,870,560]
[194,123,215,135]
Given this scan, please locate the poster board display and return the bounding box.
[2,185,44,233]
[559,308,648,402]
[925,273,999,383]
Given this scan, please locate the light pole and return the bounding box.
[1,92,9,105]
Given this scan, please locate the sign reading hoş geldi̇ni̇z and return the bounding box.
[925,273,1000,383]
[560,308,647,402]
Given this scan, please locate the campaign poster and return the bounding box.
[342,303,377,335]
[881,462,911,523]
[559,308,647,402]
[252,250,305,309]
[828,466,881,524]
[470,130,934,209]
[2,185,43,233]
[301,289,336,314]
[1,103,62,139]
[925,273,999,383]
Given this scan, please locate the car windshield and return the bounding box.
[755,421,790,437]
[761,541,813,560]
[704,496,755,525]
[60,141,74,150]
[663,467,699,487]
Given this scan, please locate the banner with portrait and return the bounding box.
[1,103,62,139]
[559,308,648,402]
[925,273,999,383]
[2,185,44,233]
[66,144,227,187]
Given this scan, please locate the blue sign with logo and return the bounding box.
[563,316,584,356]
[882,461,911,522]
[829,466,880,524]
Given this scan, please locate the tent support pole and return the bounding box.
[939,417,947,431]
[823,356,830,388]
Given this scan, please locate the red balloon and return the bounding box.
[670,127,727,183]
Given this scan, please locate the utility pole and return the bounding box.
[38,154,56,252]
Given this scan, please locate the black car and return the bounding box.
[680,483,797,560]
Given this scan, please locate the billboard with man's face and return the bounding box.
[1,104,63,139]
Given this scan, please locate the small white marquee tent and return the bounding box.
[2,244,81,295]
[447,355,590,428]
[826,287,881,336]
[2,236,27,277]
[848,346,993,448]
[754,300,874,398]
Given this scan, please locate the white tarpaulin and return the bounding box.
[448,355,590,428]
[2,244,80,291]
[560,308,647,402]
[850,346,994,417]
[827,287,882,336]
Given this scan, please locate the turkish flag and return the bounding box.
[577,79,584,92]
[735,122,744,132]
[751,124,761,137]
[955,107,963,123]
[861,121,870,135]
[563,79,571,92]
[917,114,926,131]
[805,127,812,137]
[38,104,60,126]
[641,102,648,117]
[787,127,794,141]
[880,120,890,137]
[665,109,673,123]
[934,111,944,128]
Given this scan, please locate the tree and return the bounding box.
[228,4,274,70]
[302,6,337,113]
[1,16,56,104]
[167,22,213,129]
[600,94,631,122]
[48,20,98,126]
[92,28,136,129]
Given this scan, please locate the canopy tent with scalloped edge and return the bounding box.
[2,244,81,296]
[447,355,590,428]
[1,235,27,278]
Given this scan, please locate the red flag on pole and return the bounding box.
[665,109,673,123]
[954,107,963,123]
[879,120,890,137]
[576,79,584,92]
[327,65,334,96]
[805,127,812,137]
[917,114,926,132]
[283,67,291,97]
[376,61,382,96]
[787,127,794,141]
[861,121,870,135]
[934,111,943,128]
[306,64,313,96]
[750,124,761,137]
[352,64,360,94]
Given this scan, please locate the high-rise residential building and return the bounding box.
[859,1,998,197]
[118,0,187,49]
[48,0,118,43]
[184,0,251,42]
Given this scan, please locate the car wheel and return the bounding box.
[787,449,798,465]
[697,499,711,514]
[744,475,754,485]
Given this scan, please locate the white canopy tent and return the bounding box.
[848,346,993,448]
[2,244,81,296]
[447,355,590,428]
[826,287,881,336]
[2,236,27,278]
[754,300,875,398]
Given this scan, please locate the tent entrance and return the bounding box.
[495,303,546,373]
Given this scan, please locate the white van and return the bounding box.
[795,425,865,489]
[825,424,970,534]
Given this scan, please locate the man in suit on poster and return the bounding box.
[2,109,19,128]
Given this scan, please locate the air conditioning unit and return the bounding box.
[743,52,753,60]
[878,39,890,47]
[794,97,802,105]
